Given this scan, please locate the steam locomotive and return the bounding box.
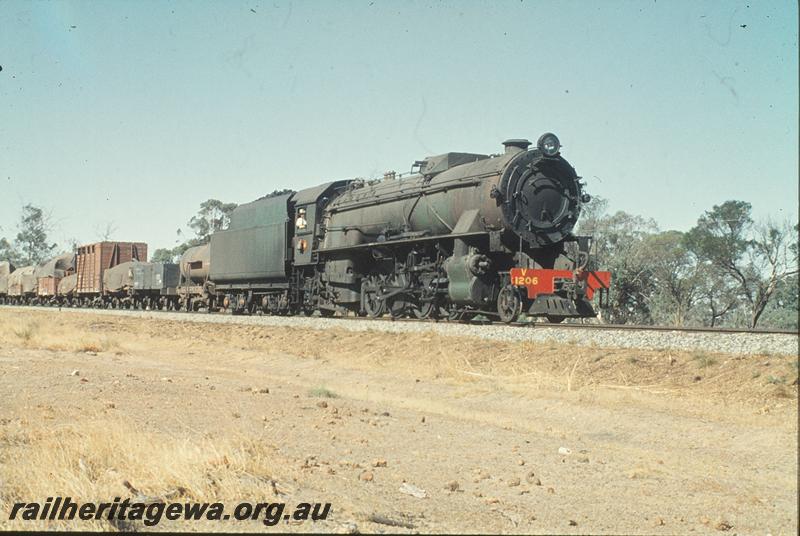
[0,134,610,323]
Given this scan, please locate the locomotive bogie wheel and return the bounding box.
[546,315,566,324]
[497,285,523,324]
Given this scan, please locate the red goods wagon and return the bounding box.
[35,253,75,298]
[75,242,147,295]
[37,277,60,297]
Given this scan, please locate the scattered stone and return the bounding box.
[317,401,328,408]
[568,520,578,526]
[380,411,390,417]
[399,482,427,498]
[232,412,241,418]
[420,416,426,423]
[558,446,571,455]
[80,378,89,383]
[372,459,387,468]
[518,459,525,466]
[715,519,733,531]
[508,477,521,487]
[654,517,666,526]
[577,456,590,463]
[444,481,460,492]
[477,469,491,481]
[70,370,80,376]
[484,497,500,504]
[547,487,555,494]
[106,403,115,409]
[359,471,374,482]
[367,514,415,529]
[524,470,538,484]
[301,457,319,469]
[253,387,269,394]
[160,377,172,383]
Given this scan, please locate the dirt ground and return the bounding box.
[0,308,797,534]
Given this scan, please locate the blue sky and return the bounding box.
[1,0,797,253]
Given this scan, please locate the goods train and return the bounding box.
[0,134,610,323]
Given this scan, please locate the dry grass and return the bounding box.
[0,316,124,354]
[307,386,339,398]
[1,310,797,408]
[0,419,280,531]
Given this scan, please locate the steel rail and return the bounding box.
[330,313,799,336]
[0,303,797,336]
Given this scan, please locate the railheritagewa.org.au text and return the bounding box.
[9,497,331,527]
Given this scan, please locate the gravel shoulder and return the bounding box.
[13,306,797,356]
[0,308,797,533]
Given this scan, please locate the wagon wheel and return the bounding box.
[497,284,523,324]
[319,308,335,318]
[362,276,385,318]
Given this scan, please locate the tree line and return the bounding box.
[579,198,798,329]
[1,197,797,329]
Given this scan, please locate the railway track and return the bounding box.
[2,303,796,337]
[2,304,796,356]
[492,320,797,336]
[306,309,797,336]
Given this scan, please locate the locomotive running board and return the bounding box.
[317,230,489,254]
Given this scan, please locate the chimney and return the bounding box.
[502,139,531,154]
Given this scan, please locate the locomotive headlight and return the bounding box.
[537,132,561,156]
